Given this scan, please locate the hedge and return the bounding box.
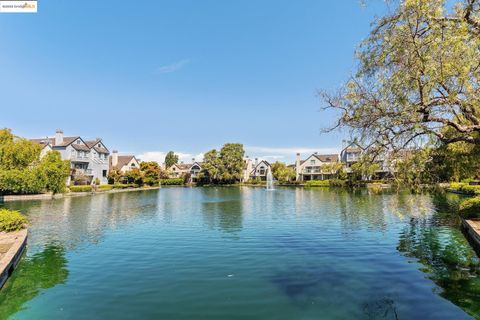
[112,183,139,189]
[305,180,330,187]
[69,185,92,193]
[449,183,480,195]
[98,184,113,191]
[160,178,184,185]
[0,209,27,232]
[459,196,480,219]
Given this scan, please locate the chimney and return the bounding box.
[192,158,195,163]
[112,150,118,167]
[254,158,258,167]
[314,152,318,155]
[55,129,64,145]
[295,153,301,182]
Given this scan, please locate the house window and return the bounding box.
[131,163,135,167]
[77,140,81,144]
[98,144,101,148]
[310,160,315,165]
[102,170,107,177]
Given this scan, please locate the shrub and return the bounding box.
[329,179,347,187]
[69,185,92,193]
[305,180,330,187]
[0,209,27,232]
[0,168,46,195]
[459,196,480,219]
[112,183,139,189]
[160,178,184,186]
[98,185,113,191]
[449,183,480,195]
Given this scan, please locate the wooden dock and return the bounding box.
[0,229,27,289]
[461,218,480,255]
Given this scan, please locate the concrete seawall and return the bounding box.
[0,229,27,289]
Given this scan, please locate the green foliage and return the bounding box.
[98,184,113,191]
[160,178,184,185]
[112,183,139,189]
[107,168,122,184]
[305,180,330,187]
[449,183,480,196]
[39,151,70,194]
[140,161,161,186]
[219,143,245,183]
[69,185,92,192]
[123,168,142,185]
[0,129,41,170]
[0,209,27,232]
[321,0,480,148]
[271,162,296,183]
[329,179,347,187]
[200,143,245,184]
[0,168,46,195]
[164,151,179,168]
[350,158,380,181]
[459,197,480,219]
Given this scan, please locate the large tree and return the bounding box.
[219,143,245,183]
[321,0,480,150]
[271,162,296,183]
[164,151,179,168]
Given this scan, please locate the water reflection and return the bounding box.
[201,188,243,235]
[397,194,480,319]
[0,244,68,319]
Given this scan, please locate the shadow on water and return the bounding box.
[0,244,68,319]
[201,188,243,236]
[397,193,480,319]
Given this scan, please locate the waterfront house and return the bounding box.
[340,140,392,179]
[295,153,340,181]
[250,159,272,181]
[109,151,141,173]
[169,160,202,182]
[31,129,110,185]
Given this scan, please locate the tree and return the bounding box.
[218,143,245,183]
[0,129,41,170]
[321,162,347,180]
[140,161,161,186]
[39,151,71,194]
[321,0,480,150]
[200,149,220,183]
[271,162,296,183]
[164,151,179,168]
[124,168,143,185]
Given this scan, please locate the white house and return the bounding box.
[242,157,254,182]
[250,159,272,181]
[31,129,110,185]
[109,151,141,173]
[169,160,202,182]
[295,153,339,181]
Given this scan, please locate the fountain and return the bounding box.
[266,167,274,190]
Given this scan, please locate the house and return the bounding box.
[169,159,202,182]
[295,152,340,181]
[109,151,141,173]
[242,157,254,182]
[31,129,110,185]
[250,159,272,181]
[340,140,392,179]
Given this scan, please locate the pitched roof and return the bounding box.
[30,136,80,147]
[109,155,138,169]
[313,154,339,162]
[85,140,109,154]
[72,144,90,151]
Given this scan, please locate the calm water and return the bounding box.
[1,187,480,319]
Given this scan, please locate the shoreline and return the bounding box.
[0,229,27,289]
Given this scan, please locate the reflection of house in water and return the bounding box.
[200,188,243,234]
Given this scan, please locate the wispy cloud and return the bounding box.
[136,151,203,165]
[245,146,339,155]
[155,59,190,74]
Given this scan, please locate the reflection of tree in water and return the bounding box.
[202,200,243,235]
[397,199,480,319]
[0,244,68,319]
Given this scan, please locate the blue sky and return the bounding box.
[1,0,386,163]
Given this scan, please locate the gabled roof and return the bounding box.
[313,154,339,162]
[250,160,271,174]
[85,139,109,154]
[172,162,202,171]
[30,136,81,148]
[109,155,139,169]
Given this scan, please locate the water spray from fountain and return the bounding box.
[266,167,274,190]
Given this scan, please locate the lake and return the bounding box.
[1,187,479,319]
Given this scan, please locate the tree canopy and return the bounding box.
[321,0,480,150]
[164,151,179,168]
[200,143,245,184]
